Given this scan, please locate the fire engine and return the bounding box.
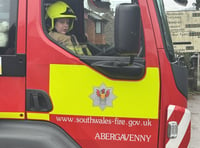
[0,0,191,147]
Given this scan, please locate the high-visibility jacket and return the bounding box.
[49,31,92,56]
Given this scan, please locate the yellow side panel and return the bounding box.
[50,65,160,119]
[27,113,50,120]
[0,112,24,119]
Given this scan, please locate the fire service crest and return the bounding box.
[90,84,116,110]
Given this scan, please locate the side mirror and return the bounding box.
[174,0,188,6]
[87,0,111,13]
[114,4,141,55]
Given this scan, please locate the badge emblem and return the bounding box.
[90,84,116,110]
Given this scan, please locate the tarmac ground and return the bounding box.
[188,92,200,148]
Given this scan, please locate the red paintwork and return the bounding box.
[17,0,26,53]
[146,0,189,147]
[50,114,158,148]
[0,0,190,147]
[146,0,164,49]
[25,1,161,147]
[139,0,159,68]
[26,0,189,147]
[0,77,25,112]
[0,0,26,114]
[158,50,188,147]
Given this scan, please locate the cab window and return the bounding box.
[42,0,145,80]
[0,0,17,55]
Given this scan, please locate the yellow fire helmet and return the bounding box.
[46,1,76,32]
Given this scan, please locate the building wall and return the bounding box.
[85,19,96,43]
[167,10,200,53]
[95,33,105,44]
[84,11,106,45]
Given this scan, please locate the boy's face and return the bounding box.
[55,18,70,34]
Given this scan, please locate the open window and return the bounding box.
[42,0,145,80]
[0,0,17,55]
[82,2,145,80]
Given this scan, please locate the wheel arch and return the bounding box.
[0,120,80,148]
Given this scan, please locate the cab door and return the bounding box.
[48,1,160,148]
[0,0,26,119]
[26,0,160,147]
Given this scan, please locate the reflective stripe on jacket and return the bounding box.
[49,31,92,55]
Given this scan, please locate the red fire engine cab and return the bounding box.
[0,0,190,147]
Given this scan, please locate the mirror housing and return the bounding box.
[174,0,188,6]
[114,3,141,55]
[87,0,111,13]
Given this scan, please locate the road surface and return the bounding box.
[188,93,200,148]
